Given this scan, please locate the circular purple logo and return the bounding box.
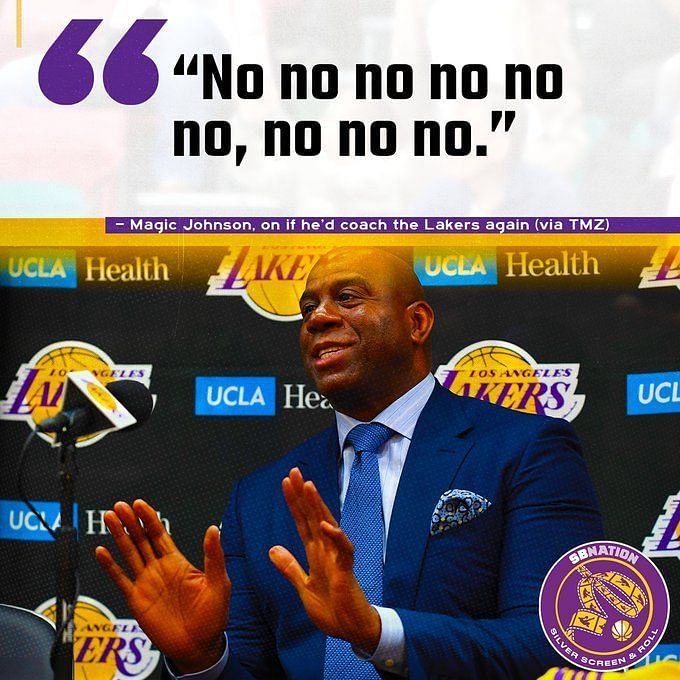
[539,541,669,672]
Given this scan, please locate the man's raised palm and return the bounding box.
[95,500,229,674]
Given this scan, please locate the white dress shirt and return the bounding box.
[167,373,437,679]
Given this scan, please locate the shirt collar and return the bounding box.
[335,373,436,450]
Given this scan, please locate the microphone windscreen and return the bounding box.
[107,380,154,431]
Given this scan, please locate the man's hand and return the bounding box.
[268,468,382,653]
[95,499,230,674]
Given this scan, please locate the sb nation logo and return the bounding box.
[36,596,160,680]
[435,340,584,420]
[206,246,330,321]
[0,341,152,446]
[539,541,670,672]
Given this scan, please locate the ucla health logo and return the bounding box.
[206,246,330,321]
[0,500,77,541]
[639,246,680,290]
[627,372,680,415]
[435,340,584,421]
[413,248,497,286]
[196,377,276,416]
[0,341,153,447]
[643,492,680,560]
[0,249,77,288]
[36,596,160,679]
[539,541,669,671]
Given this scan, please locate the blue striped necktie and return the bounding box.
[323,422,394,680]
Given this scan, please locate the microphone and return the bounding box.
[106,380,155,432]
[36,377,154,437]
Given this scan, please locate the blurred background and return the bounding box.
[2,0,680,216]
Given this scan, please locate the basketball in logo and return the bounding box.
[245,278,309,319]
[448,343,541,412]
[611,620,634,642]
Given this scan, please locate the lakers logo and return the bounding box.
[87,381,119,410]
[435,340,584,421]
[206,245,331,321]
[36,596,160,680]
[539,541,669,671]
[643,492,680,560]
[0,341,152,446]
[639,246,680,291]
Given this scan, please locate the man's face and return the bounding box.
[298,251,418,413]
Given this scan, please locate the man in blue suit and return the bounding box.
[97,248,603,679]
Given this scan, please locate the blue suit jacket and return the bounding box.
[217,384,603,679]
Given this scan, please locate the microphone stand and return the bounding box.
[52,427,78,680]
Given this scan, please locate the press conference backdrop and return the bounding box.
[0,232,678,678]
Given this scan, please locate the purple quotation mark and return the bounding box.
[39,19,166,105]
[103,20,166,104]
[38,20,101,105]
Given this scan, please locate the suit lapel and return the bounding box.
[383,385,474,609]
[297,427,341,522]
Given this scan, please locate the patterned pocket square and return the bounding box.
[430,489,491,535]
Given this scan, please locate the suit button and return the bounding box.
[384,659,394,668]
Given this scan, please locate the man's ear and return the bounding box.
[407,301,435,346]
